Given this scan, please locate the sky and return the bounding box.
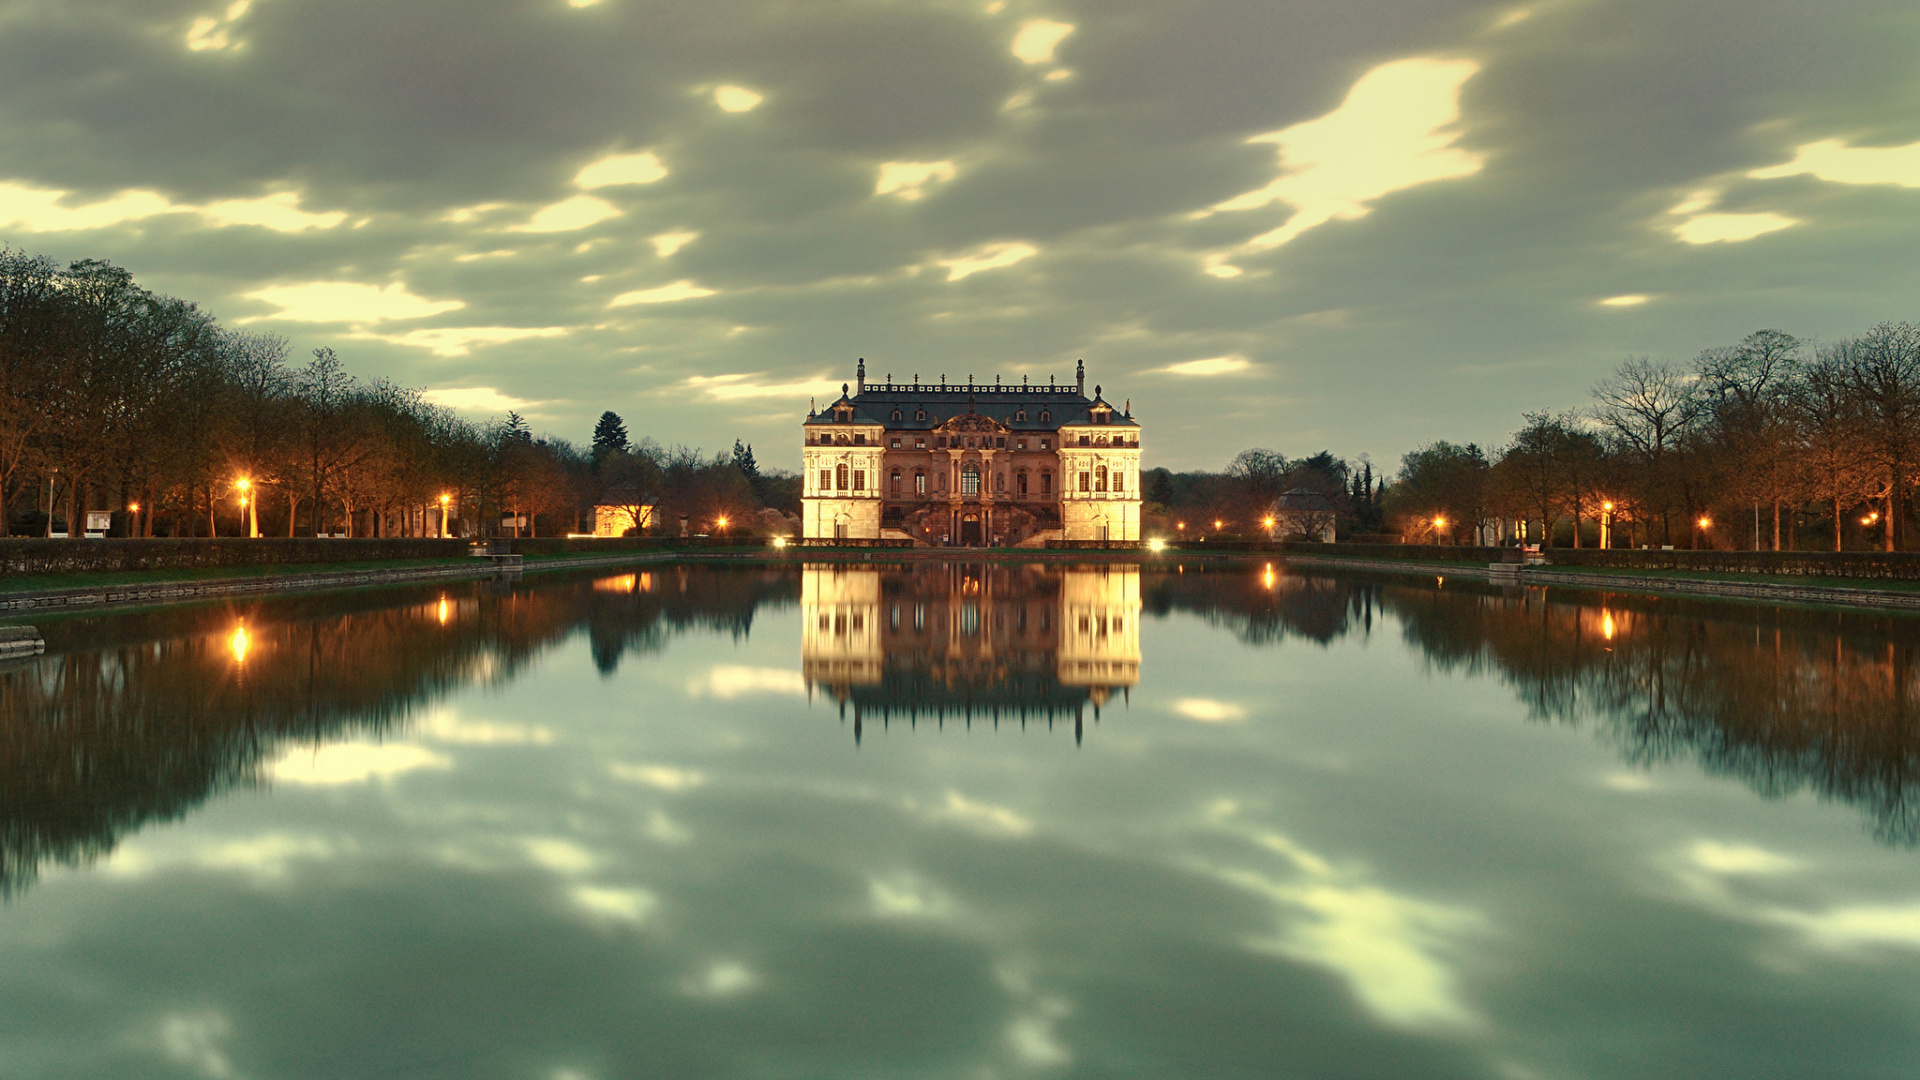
[3,0,1920,472]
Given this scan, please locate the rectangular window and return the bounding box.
[1040,438,1051,451]
[1041,474,1052,495]
[915,438,926,449]
[1113,472,1125,492]
[853,470,865,491]
[996,437,1005,448]
[1079,472,1090,492]
[937,437,947,448]
[854,433,866,445]
[890,438,901,449]
[1016,439,1026,450]
[1079,435,1091,446]
[915,473,926,494]
[819,469,831,490]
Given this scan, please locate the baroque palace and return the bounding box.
[802,359,1141,546]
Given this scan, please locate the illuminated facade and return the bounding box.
[802,359,1142,546]
[801,563,1142,739]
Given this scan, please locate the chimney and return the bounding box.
[1076,358,1085,395]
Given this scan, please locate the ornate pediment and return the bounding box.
[937,412,1005,435]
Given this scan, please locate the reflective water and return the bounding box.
[4,561,1920,1079]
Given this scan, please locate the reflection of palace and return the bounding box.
[802,563,1142,739]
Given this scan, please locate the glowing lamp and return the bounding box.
[1147,538,1166,553]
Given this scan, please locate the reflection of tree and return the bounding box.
[1142,564,1378,646]
[0,569,790,899]
[1388,584,1920,846]
[584,567,796,675]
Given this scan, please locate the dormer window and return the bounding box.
[1016,409,1027,421]
[1039,410,1050,422]
[892,409,902,421]
[915,409,926,421]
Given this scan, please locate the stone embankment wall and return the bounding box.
[0,536,768,576]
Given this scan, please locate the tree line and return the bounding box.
[0,248,798,538]
[1390,326,1920,550]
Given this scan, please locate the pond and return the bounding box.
[3,560,1918,1079]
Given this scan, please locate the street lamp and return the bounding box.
[128,502,140,539]
[716,515,729,536]
[1601,501,1613,550]
[1262,515,1275,544]
[235,477,257,538]
[1433,516,1447,545]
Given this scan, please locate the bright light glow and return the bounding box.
[1206,58,1483,251]
[1152,355,1252,377]
[1750,137,1920,188]
[1698,516,1712,529]
[200,190,348,231]
[609,279,717,306]
[436,597,450,625]
[938,241,1039,281]
[650,229,700,257]
[229,624,250,664]
[1147,538,1166,552]
[516,194,621,232]
[1011,19,1075,64]
[1600,294,1651,307]
[234,477,250,492]
[269,741,451,786]
[771,536,788,549]
[1175,698,1247,723]
[1600,611,1615,640]
[568,0,604,7]
[421,386,540,413]
[876,160,957,200]
[1672,210,1796,245]
[573,151,668,189]
[243,281,464,323]
[714,84,764,112]
[347,325,567,357]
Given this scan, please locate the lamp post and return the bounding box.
[438,493,450,538]
[128,502,140,539]
[1600,501,1613,550]
[1262,515,1275,546]
[1697,515,1712,550]
[1433,516,1447,545]
[236,478,257,538]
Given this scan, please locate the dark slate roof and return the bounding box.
[1274,488,1337,512]
[806,380,1138,431]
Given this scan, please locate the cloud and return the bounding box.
[714,85,764,113]
[1173,697,1247,722]
[1689,840,1797,875]
[422,386,541,413]
[935,790,1034,836]
[516,194,622,232]
[609,279,718,306]
[1206,57,1483,252]
[1152,356,1253,377]
[1011,19,1074,64]
[938,241,1038,281]
[350,326,568,357]
[1750,137,1920,188]
[269,741,451,786]
[243,281,464,323]
[609,762,709,790]
[681,373,842,402]
[573,151,669,189]
[1665,187,1797,244]
[875,160,957,200]
[650,229,700,257]
[0,180,343,233]
[185,0,253,53]
[1599,294,1652,307]
[573,885,657,922]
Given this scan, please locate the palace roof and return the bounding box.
[806,377,1138,431]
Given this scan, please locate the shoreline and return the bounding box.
[6,545,1920,617]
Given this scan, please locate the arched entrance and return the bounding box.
[959,513,982,547]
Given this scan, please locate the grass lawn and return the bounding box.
[0,556,480,596]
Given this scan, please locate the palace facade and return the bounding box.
[802,360,1141,546]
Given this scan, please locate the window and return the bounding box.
[1016,439,1026,450]
[915,471,926,495]
[890,437,901,449]
[837,463,849,491]
[853,470,865,491]
[1096,465,1107,492]
[892,409,902,421]
[915,437,926,449]
[1040,410,1050,422]
[915,409,926,421]
[937,437,947,448]
[1079,471,1091,492]
[891,470,902,493]
[1017,471,1028,495]
[854,433,866,445]
[1041,472,1052,495]
[962,464,981,495]
[819,469,831,490]
[1113,471,1125,492]
[1016,409,1027,421]
[1079,435,1090,446]
[1040,438,1051,450]
[995,437,1005,448]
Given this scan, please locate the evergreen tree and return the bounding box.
[591,411,629,461]
[731,439,760,484]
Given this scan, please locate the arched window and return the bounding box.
[892,409,902,421]
[915,409,926,421]
[961,464,981,495]
[1039,410,1051,422]
[1096,465,1107,492]
[1016,409,1027,421]
[836,463,849,491]
[891,470,902,493]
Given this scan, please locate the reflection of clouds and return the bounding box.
[1213,826,1480,1028]
[269,742,450,786]
[525,838,597,875]
[610,762,707,791]
[1690,841,1797,876]
[868,872,955,920]
[572,885,657,924]
[936,791,1034,837]
[1602,772,1655,792]
[995,961,1074,1068]
[683,961,757,998]
[687,664,806,699]
[420,707,554,746]
[105,832,340,884]
[1174,698,1247,723]
[159,1010,238,1079]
